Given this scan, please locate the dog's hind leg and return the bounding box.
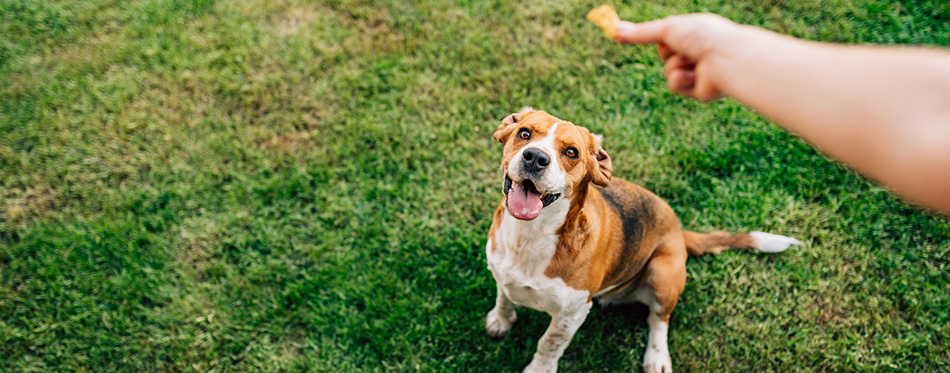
[634,245,687,373]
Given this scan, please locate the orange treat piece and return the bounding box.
[586,5,620,38]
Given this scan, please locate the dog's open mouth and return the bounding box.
[504,175,560,221]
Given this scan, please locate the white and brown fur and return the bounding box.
[485,108,802,373]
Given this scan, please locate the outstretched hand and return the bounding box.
[613,14,744,102]
[612,12,950,213]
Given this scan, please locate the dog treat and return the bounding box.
[586,4,620,38]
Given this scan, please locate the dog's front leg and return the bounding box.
[486,284,518,338]
[523,302,592,373]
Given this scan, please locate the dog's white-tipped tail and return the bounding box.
[749,231,803,253]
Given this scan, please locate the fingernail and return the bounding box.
[616,21,636,34]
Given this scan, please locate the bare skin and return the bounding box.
[614,14,950,213]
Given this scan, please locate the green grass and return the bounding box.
[2,0,949,371]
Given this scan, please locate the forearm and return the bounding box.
[713,27,950,211]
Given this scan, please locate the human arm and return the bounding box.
[614,14,950,212]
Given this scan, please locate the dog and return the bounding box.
[484,108,802,373]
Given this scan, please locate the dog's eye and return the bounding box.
[564,147,578,159]
[518,129,531,140]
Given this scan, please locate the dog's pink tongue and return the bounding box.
[508,182,543,220]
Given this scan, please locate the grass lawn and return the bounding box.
[2,0,949,371]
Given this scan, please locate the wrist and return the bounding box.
[708,24,800,98]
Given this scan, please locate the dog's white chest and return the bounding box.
[486,207,590,316]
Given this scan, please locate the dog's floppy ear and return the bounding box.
[588,133,612,187]
[493,106,534,143]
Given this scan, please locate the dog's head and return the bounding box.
[494,107,612,221]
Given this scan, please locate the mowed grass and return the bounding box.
[2,0,949,371]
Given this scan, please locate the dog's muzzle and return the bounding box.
[504,175,560,221]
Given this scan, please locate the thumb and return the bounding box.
[614,20,670,45]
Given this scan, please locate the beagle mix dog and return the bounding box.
[485,108,802,373]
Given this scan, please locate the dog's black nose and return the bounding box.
[522,148,550,173]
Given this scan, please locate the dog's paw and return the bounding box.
[642,347,672,373]
[486,308,517,338]
[522,358,557,373]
